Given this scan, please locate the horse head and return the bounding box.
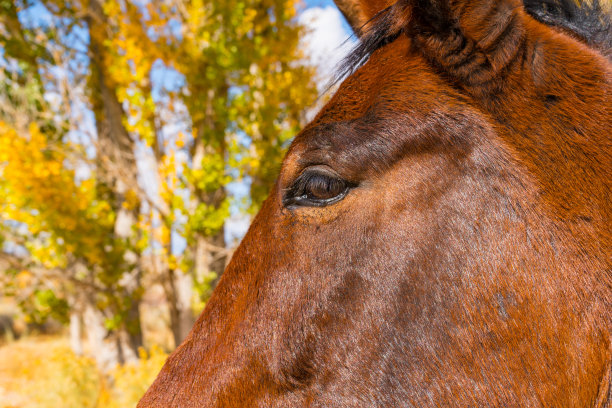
[139,0,611,406]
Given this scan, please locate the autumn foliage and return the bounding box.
[0,0,318,382]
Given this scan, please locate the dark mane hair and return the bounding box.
[523,0,612,55]
[332,0,612,87]
[331,6,398,87]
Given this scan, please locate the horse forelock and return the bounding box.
[330,5,399,89]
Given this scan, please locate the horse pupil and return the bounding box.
[307,174,343,200]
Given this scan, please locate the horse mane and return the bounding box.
[333,0,612,85]
[523,0,612,55]
[331,5,398,88]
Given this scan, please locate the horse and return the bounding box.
[139,0,611,406]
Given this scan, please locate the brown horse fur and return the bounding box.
[139,0,611,406]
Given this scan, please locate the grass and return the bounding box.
[0,336,167,408]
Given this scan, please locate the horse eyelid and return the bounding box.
[282,168,354,208]
[282,187,351,209]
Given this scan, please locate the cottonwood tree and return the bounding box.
[0,0,317,365]
[101,0,317,345]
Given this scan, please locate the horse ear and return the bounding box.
[393,0,530,93]
[334,0,395,34]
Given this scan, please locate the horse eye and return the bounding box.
[283,167,353,208]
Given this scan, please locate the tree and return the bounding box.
[101,0,317,345]
[0,0,147,368]
[0,0,317,364]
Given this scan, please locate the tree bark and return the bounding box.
[69,310,83,356]
[189,87,229,290]
[165,268,195,347]
[83,0,144,366]
[83,303,138,371]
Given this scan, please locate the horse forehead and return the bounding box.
[285,40,481,176]
[300,37,477,145]
[316,39,441,123]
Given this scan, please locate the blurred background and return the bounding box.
[0,0,353,406]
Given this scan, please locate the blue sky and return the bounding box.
[304,0,353,34]
[304,0,337,8]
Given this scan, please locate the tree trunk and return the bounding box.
[195,230,227,286]
[69,310,83,356]
[166,268,195,347]
[124,279,144,352]
[83,302,138,371]
[189,86,229,290]
[84,0,143,366]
